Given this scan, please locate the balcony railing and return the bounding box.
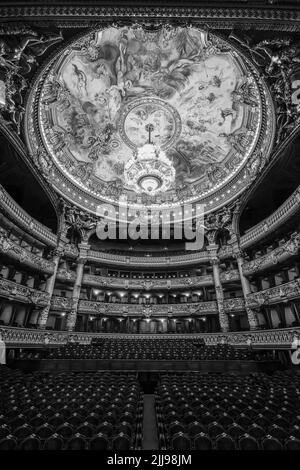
[0,230,55,274]
[247,278,300,307]
[50,297,245,315]
[240,186,300,249]
[1,325,298,348]
[0,184,57,247]
[243,233,300,275]
[82,273,214,289]
[1,181,300,268]
[0,278,49,307]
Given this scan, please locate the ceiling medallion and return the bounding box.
[118,96,182,150]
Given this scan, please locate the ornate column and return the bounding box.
[66,242,90,331]
[208,245,230,333]
[234,249,259,330]
[37,235,67,329]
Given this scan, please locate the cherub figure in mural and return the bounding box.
[219,127,248,152]
[71,64,87,98]
[174,28,205,61]
[219,107,237,125]
[151,59,193,100]
[231,77,258,108]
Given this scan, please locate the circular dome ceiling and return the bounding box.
[26,26,275,213]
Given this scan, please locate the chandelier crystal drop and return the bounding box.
[124,143,176,196]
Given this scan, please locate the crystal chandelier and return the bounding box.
[124,142,176,196]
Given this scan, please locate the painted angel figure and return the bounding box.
[71,64,87,98]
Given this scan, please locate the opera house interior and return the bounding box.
[0,0,300,454]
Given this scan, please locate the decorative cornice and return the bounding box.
[0,6,298,26]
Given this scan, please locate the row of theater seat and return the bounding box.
[43,340,274,361]
[0,368,143,450]
[156,370,300,450]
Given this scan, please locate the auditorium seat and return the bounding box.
[155,370,300,450]
[0,369,142,450]
[42,339,274,362]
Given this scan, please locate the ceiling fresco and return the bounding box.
[26,26,275,211]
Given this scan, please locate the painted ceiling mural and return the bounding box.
[26,26,275,209]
